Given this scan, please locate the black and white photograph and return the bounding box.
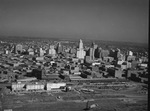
[0,0,148,111]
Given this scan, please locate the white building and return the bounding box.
[105,65,115,68]
[47,45,56,57]
[46,83,66,91]
[15,44,23,54]
[36,56,44,61]
[28,48,34,55]
[128,51,133,56]
[76,39,86,59]
[92,62,101,66]
[39,48,44,56]
[4,50,9,54]
[26,82,45,91]
[12,82,25,91]
[140,63,148,67]
[117,60,124,65]
[50,61,55,65]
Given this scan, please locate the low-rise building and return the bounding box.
[12,82,25,91]
[26,82,45,91]
[46,82,66,91]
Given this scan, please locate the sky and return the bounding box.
[0,0,149,43]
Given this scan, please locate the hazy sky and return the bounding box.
[0,0,149,43]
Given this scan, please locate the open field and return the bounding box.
[1,98,147,111]
[0,83,147,111]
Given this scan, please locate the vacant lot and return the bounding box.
[4,98,146,111]
[0,83,147,111]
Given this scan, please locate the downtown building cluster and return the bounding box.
[0,39,148,93]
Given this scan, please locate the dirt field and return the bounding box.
[1,98,147,111]
[0,83,148,111]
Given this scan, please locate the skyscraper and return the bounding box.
[87,42,98,60]
[15,44,23,54]
[101,49,109,59]
[47,45,56,57]
[39,48,44,56]
[79,39,83,49]
[128,51,133,56]
[114,48,121,60]
[76,39,86,59]
[91,42,98,60]
[56,42,63,54]
[95,47,102,59]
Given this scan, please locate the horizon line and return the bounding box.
[0,35,148,45]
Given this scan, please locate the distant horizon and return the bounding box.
[0,35,148,45]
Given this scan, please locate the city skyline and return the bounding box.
[0,0,149,43]
[0,27,148,111]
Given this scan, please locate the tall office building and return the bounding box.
[101,49,109,58]
[99,47,102,59]
[47,45,56,57]
[70,47,76,54]
[88,48,93,60]
[76,39,86,59]
[39,48,44,56]
[15,44,23,54]
[109,49,115,57]
[128,51,133,56]
[94,47,102,59]
[91,42,98,60]
[114,48,121,60]
[86,42,98,60]
[56,42,63,54]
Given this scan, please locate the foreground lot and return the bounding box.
[0,83,148,111]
